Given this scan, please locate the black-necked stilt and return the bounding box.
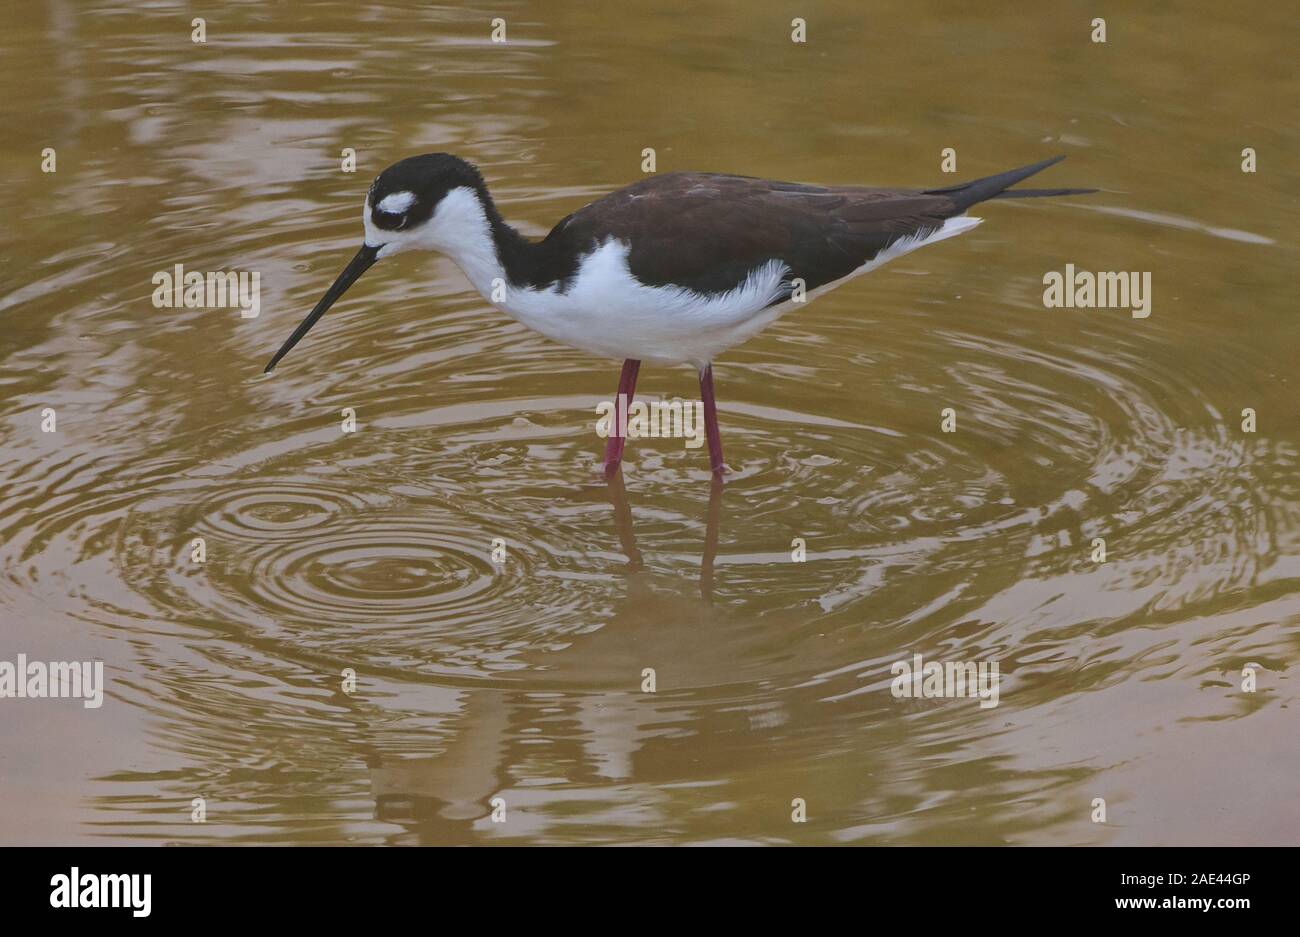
[265,153,1092,477]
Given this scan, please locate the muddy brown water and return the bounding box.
[1,1,1297,844]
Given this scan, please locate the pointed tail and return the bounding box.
[925,156,1095,211]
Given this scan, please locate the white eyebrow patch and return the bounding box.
[377,191,416,213]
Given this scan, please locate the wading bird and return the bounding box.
[265,154,1091,477]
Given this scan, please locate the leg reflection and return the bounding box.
[604,467,723,603]
[604,464,643,573]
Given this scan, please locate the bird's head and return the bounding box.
[264,153,489,373]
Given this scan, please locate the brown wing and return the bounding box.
[548,172,963,297]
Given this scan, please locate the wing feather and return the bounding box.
[549,172,963,298]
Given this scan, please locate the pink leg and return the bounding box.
[603,358,640,477]
[699,363,726,477]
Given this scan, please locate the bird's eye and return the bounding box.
[374,209,408,231]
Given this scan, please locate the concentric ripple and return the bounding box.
[120,470,621,678]
[195,483,376,541]
[236,518,502,623]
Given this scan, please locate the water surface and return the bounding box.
[1,0,1298,844]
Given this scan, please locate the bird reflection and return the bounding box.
[366,468,725,842]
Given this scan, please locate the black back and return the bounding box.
[534,156,1087,299]
[543,172,958,296]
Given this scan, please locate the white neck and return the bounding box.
[423,187,508,299]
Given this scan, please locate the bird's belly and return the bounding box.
[500,293,776,367]
[496,241,790,368]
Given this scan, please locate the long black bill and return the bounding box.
[264,243,381,373]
